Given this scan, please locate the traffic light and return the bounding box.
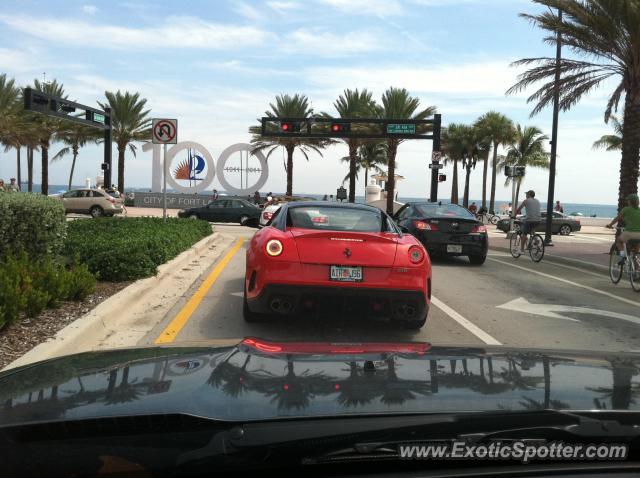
[280,121,300,133]
[438,174,446,182]
[505,165,525,177]
[330,122,351,134]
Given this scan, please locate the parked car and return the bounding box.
[393,202,488,265]
[245,202,431,329]
[496,211,581,235]
[54,188,124,217]
[259,196,316,227]
[178,198,261,226]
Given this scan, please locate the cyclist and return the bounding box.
[607,193,640,261]
[515,190,541,253]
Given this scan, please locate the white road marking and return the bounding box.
[536,256,606,278]
[497,297,640,324]
[230,291,244,297]
[487,257,640,307]
[431,296,502,345]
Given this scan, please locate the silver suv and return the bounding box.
[56,188,124,217]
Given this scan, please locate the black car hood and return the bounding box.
[1,339,639,428]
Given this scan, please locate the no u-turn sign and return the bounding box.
[152,118,178,144]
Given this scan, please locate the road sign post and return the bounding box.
[152,119,178,221]
[430,114,442,202]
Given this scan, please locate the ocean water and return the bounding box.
[23,184,618,218]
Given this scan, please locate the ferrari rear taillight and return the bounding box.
[471,225,487,233]
[265,239,283,256]
[408,245,425,264]
[413,220,438,231]
[262,211,273,221]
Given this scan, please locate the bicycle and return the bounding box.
[608,227,640,292]
[477,211,500,225]
[509,225,545,262]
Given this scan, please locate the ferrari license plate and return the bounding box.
[330,265,363,282]
[447,244,463,253]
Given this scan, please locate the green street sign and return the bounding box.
[387,123,416,134]
[93,112,105,124]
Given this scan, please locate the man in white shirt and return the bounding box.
[515,190,541,253]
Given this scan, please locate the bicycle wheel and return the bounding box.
[509,232,522,258]
[490,214,499,225]
[529,234,545,262]
[609,244,623,284]
[630,253,640,292]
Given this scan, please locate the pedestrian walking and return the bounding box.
[254,191,261,204]
[555,200,564,213]
[468,202,478,214]
[212,189,219,200]
[8,178,18,191]
[322,194,328,201]
[0,179,5,192]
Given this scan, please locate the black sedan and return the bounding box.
[178,197,261,226]
[394,202,488,264]
[496,211,582,235]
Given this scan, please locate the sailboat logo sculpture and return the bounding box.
[173,149,206,187]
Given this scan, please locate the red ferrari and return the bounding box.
[244,202,432,329]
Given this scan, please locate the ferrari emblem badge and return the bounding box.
[343,247,352,258]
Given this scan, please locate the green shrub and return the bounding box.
[0,253,97,328]
[0,192,67,259]
[64,217,212,281]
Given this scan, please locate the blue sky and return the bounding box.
[0,0,619,203]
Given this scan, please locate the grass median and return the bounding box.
[64,217,213,281]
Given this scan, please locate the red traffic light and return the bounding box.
[330,122,351,134]
[280,121,300,133]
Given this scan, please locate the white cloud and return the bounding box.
[234,1,263,21]
[81,5,98,15]
[304,60,520,95]
[267,1,302,12]
[283,29,384,56]
[196,60,296,77]
[0,14,274,50]
[318,0,403,17]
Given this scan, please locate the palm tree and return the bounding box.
[332,89,377,202]
[442,123,473,205]
[474,111,515,214]
[498,124,550,205]
[340,141,388,186]
[31,79,66,196]
[378,87,437,214]
[0,75,26,189]
[593,115,623,152]
[250,94,333,197]
[99,90,152,193]
[508,0,640,212]
[53,123,100,190]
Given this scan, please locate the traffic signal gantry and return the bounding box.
[260,115,442,202]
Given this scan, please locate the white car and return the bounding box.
[259,203,281,227]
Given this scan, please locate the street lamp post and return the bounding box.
[544,8,562,246]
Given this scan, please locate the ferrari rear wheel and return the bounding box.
[243,288,265,323]
[402,315,427,330]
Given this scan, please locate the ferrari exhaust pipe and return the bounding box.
[270,299,281,312]
[270,298,292,313]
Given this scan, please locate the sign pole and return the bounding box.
[509,177,517,233]
[430,114,442,202]
[163,143,167,222]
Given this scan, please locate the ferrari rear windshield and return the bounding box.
[288,206,383,232]
[416,203,475,219]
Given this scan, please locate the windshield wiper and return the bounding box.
[176,410,640,470]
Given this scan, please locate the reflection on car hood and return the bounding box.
[1,339,639,427]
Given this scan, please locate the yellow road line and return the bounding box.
[154,238,245,344]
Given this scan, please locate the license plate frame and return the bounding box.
[330,265,363,282]
[446,244,463,253]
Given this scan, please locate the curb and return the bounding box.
[490,245,609,275]
[2,230,233,371]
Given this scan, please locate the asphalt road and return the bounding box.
[142,224,640,353]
